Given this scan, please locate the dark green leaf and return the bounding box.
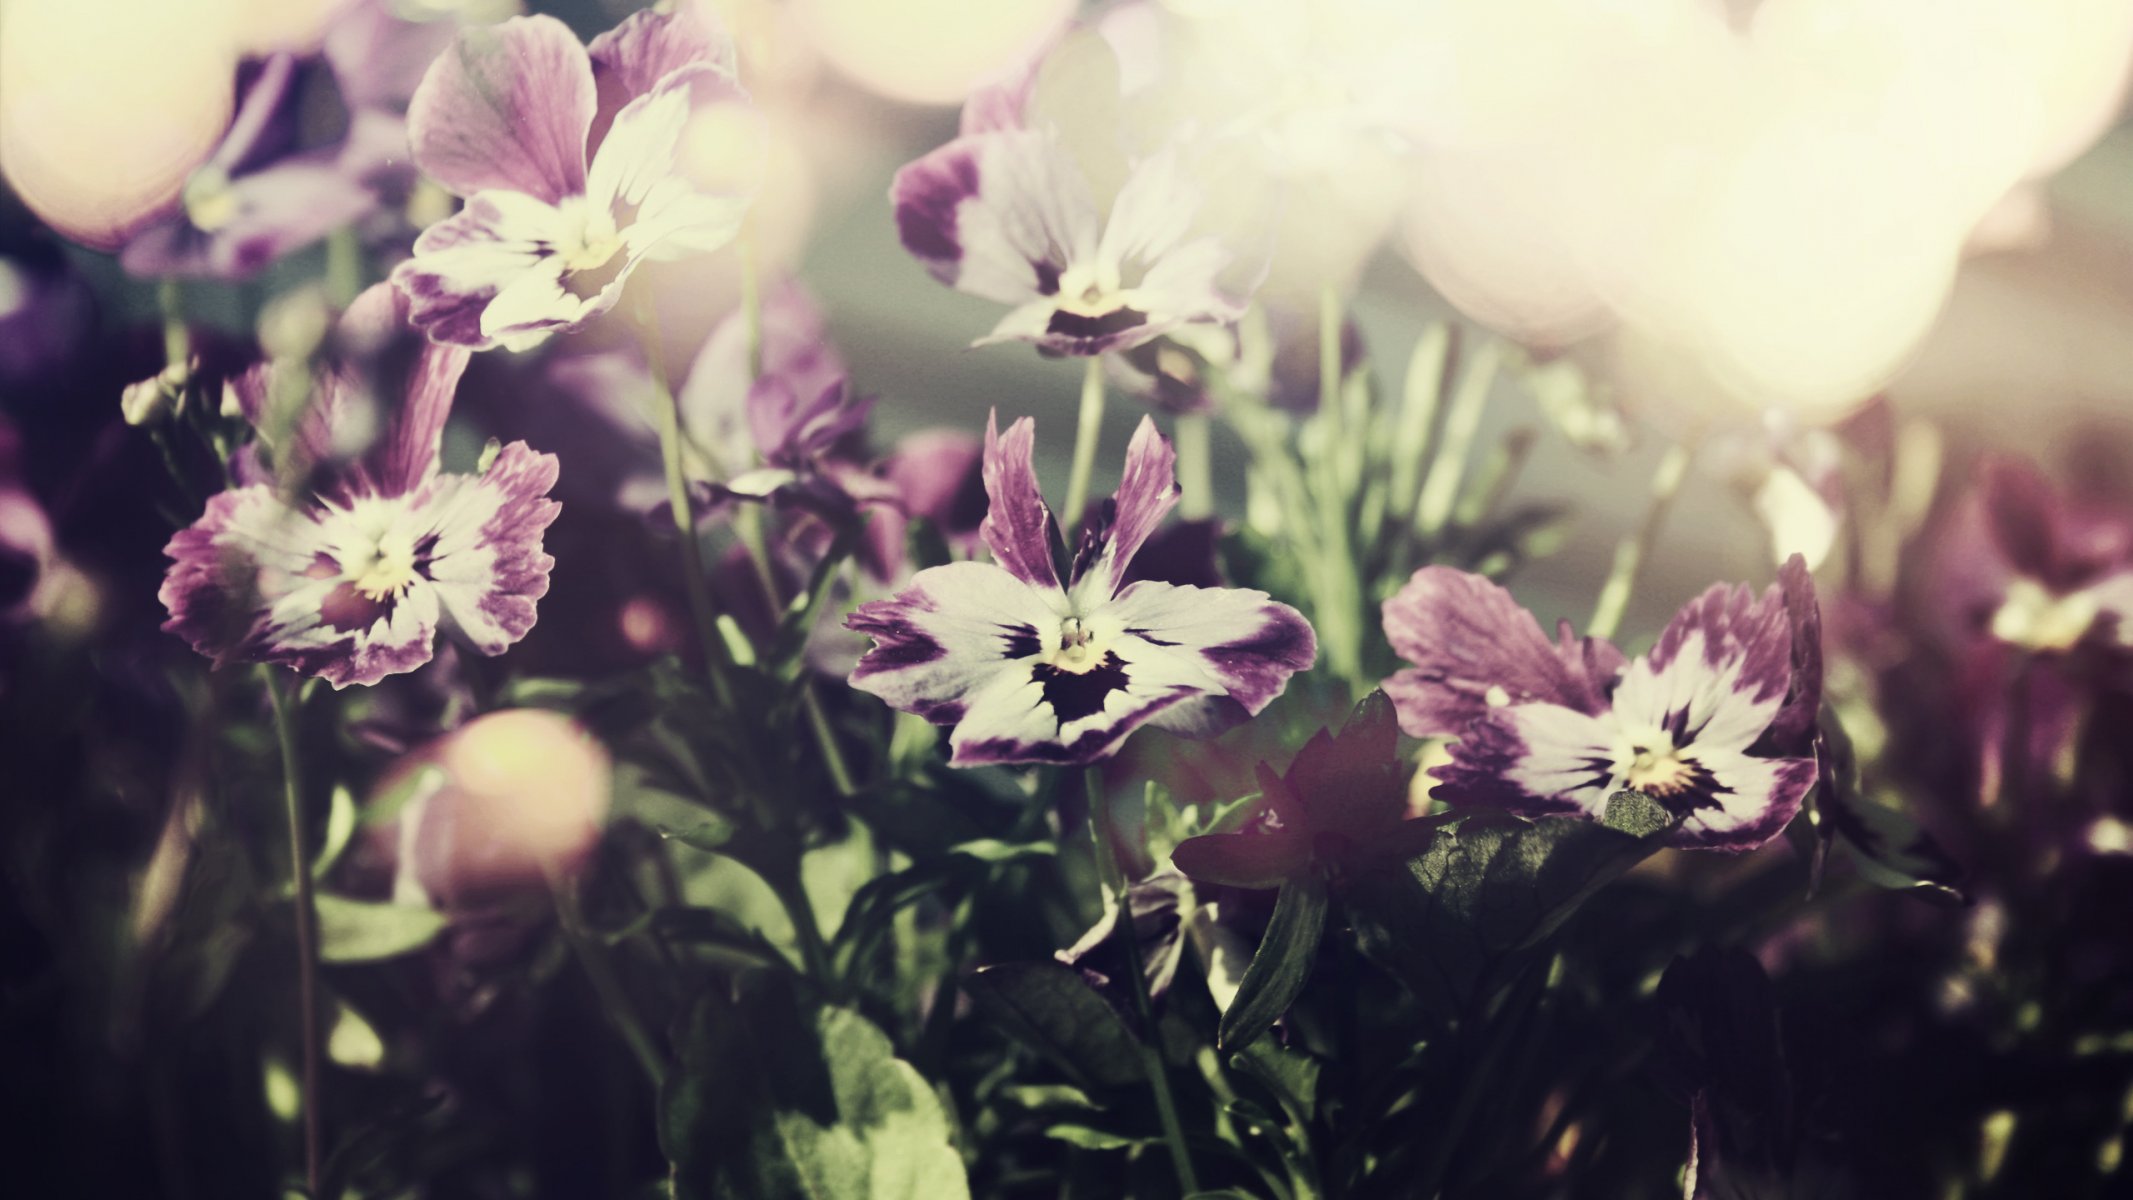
[1808,711,1966,904]
[664,982,969,1199]
[312,895,447,963]
[1044,1123,1147,1151]
[1344,799,1674,1019]
[962,962,1145,1090]
[945,837,1055,865]
[1219,875,1329,1051]
[658,815,737,853]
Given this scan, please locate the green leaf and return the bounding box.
[312,894,447,963]
[1808,709,1965,904]
[962,962,1145,1091]
[1043,1123,1148,1151]
[944,837,1054,865]
[658,815,736,853]
[664,984,969,1200]
[1345,799,1675,1019]
[311,784,357,880]
[1218,874,1328,1051]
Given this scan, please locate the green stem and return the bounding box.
[1308,289,1362,690]
[766,862,839,995]
[1063,356,1107,530]
[1176,411,1213,521]
[324,226,362,309]
[1413,339,1501,539]
[553,876,668,1088]
[801,684,858,798]
[740,221,764,382]
[159,278,189,372]
[1084,768,1200,1194]
[265,671,322,1199]
[636,298,738,709]
[1586,438,1695,642]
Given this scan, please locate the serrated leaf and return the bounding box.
[664,985,969,1199]
[313,894,447,963]
[1219,875,1328,1051]
[963,962,1144,1090]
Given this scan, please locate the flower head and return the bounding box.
[160,285,560,688]
[846,412,1314,766]
[1172,690,1413,888]
[1383,557,1821,852]
[890,28,1266,357]
[390,10,758,350]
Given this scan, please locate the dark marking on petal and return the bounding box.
[1000,622,1042,659]
[1046,306,1148,341]
[1033,259,1061,296]
[894,148,978,265]
[319,581,394,633]
[1033,651,1130,726]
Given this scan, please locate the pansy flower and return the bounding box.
[1172,691,1417,888]
[391,9,757,351]
[160,285,560,688]
[846,412,1314,767]
[1383,557,1821,852]
[890,27,1267,357]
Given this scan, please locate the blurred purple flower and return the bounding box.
[1385,556,1822,852]
[1106,299,1366,416]
[1172,691,1415,888]
[159,285,559,688]
[390,10,757,351]
[846,412,1314,767]
[890,31,1267,357]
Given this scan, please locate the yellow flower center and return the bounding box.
[1990,577,2100,653]
[184,165,241,233]
[349,537,421,601]
[1624,743,1697,797]
[1048,617,1109,674]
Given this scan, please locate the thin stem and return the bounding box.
[1083,768,1201,1194]
[637,298,738,709]
[552,876,668,1088]
[1413,339,1501,539]
[1308,289,1362,690]
[1063,356,1107,530]
[324,226,362,309]
[159,278,189,372]
[1586,438,1695,642]
[766,863,839,995]
[1176,411,1213,521]
[802,684,858,798]
[740,221,764,382]
[265,670,322,1199]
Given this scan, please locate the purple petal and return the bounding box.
[891,130,1098,308]
[1284,691,1407,844]
[391,191,580,351]
[1430,701,1615,818]
[1104,580,1316,732]
[119,157,378,281]
[407,15,594,203]
[324,0,457,114]
[1381,567,1615,738]
[1092,415,1180,597]
[1622,579,1795,751]
[882,429,986,540]
[414,441,561,656]
[1665,749,1818,853]
[845,559,1067,730]
[586,3,735,152]
[980,412,1062,590]
[1754,554,1823,756]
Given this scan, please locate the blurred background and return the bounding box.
[4,0,2133,1192]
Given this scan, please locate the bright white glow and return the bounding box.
[795,0,1073,105]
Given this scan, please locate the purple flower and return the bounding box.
[160,286,560,688]
[846,412,1314,767]
[1172,691,1414,888]
[390,10,757,351]
[1384,557,1822,852]
[889,30,1265,357]
[119,53,383,280]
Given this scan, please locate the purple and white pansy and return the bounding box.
[160,286,560,688]
[846,412,1315,767]
[890,27,1267,358]
[391,9,758,351]
[1384,556,1822,852]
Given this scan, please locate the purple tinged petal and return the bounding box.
[325,0,457,114]
[1664,751,1818,853]
[980,411,1062,590]
[1098,415,1180,596]
[1756,554,1823,756]
[1106,580,1316,723]
[118,157,378,282]
[585,3,735,153]
[407,15,594,203]
[1381,567,1614,738]
[891,141,983,284]
[845,559,1065,729]
[1631,579,1795,734]
[418,441,562,655]
[882,429,986,539]
[1430,702,1614,819]
[891,131,1098,308]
